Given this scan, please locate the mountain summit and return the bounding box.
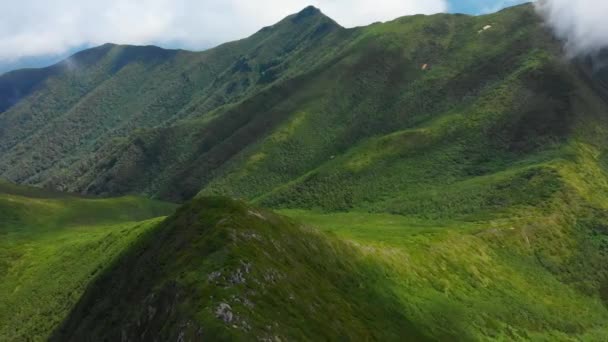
[292,5,325,21]
[259,5,341,36]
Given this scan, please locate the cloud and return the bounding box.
[536,0,608,56]
[0,0,447,62]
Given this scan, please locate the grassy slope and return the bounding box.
[52,197,432,341]
[185,5,608,339]
[51,194,608,341]
[281,201,608,340]
[0,182,176,341]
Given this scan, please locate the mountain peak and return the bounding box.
[255,5,339,35]
[297,5,321,16]
[292,5,327,23]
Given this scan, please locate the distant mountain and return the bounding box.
[3,4,608,340]
[0,51,80,76]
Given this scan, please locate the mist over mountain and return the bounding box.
[536,0,608,56]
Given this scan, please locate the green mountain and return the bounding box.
[2,3,608,341]
[0,7,344,195]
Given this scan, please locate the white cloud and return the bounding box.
[536,0,608,56]
[0,0,447,62]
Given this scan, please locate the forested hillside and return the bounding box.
[0,7,346,196]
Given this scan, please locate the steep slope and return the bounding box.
[29,3,589,207]
[2,6,607,215]
[0,6,345,190]
[52,197,430,341]
[202,4,568,208]
[0,182,176,341]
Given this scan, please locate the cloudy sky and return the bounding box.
[0,1,531,67]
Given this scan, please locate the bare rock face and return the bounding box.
[215,303,234,323]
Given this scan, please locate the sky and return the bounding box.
[450,0,529,14]
[0,0,592,73]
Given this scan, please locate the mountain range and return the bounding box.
[1,3,608,341]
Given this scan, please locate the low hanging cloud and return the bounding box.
[536,0,608,56]
[0,0,447,62]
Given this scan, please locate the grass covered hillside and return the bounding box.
[0,182,175,341]
[52,197,431,341]
[52,196,608,341]
[1,181,607,340]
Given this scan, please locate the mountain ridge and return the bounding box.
[0,5,347,195]
[2,4,553,204]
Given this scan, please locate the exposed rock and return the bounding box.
[230,268,246,284]
[248,210,267,220]
[263,268,283,284]
[239,231,263,241]
[208,271,222,282]
[215,303,234,323]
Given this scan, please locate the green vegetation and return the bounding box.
[281,206,608,340]
[2,3,608,341]
[53,197,433,341]
[0,3,571,205]
[0,8,346,196]
[50,191,608,340]
[0,182,175,341]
